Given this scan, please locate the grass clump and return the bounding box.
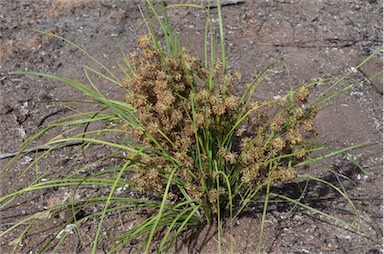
[122,33,319,221]
[1,0,382,253]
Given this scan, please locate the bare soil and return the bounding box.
[0,0,382,253]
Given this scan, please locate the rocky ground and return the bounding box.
[0,0,382,253]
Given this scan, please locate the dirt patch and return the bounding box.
[0,0,382,253]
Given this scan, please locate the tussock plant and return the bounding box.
[1,1,382,253]
[122,33,318,218]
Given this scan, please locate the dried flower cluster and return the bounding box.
[233,92,318,185]
[122,35,318,214]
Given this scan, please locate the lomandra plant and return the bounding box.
[1,0,381,253]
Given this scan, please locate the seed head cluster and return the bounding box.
[122,35,318,213]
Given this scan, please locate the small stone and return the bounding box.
[366,249,380,254]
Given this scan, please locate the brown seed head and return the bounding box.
[295,86,309,103]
